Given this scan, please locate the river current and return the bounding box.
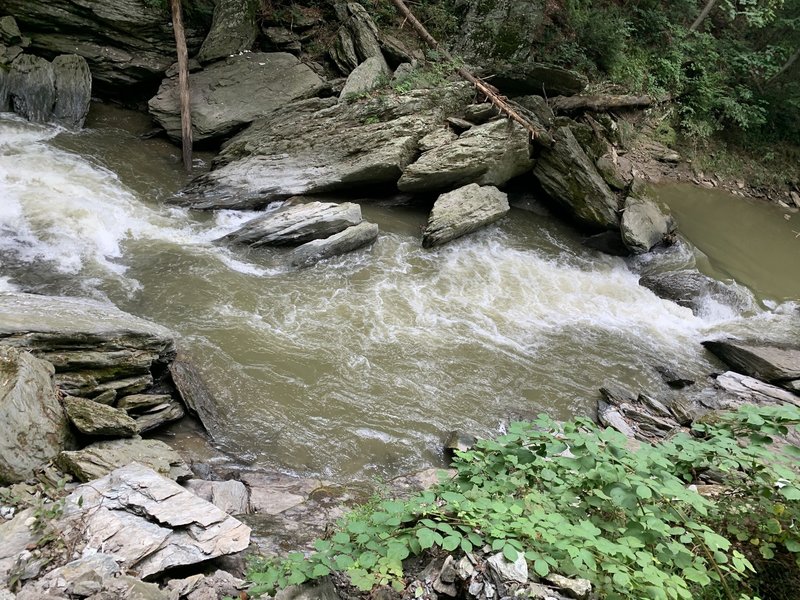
[1,107,798,480]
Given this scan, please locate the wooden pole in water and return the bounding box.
[170,0,193,172]
[386,0,549,145]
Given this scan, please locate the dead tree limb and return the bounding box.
[550,94,654,114]
[690,0,718,31]
[170,0,193,172]
[386,0,550,145]
[766,47,799,86]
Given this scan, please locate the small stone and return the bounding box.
[791,191,800,209]
[545,575,591,600]
[456,556,475,580]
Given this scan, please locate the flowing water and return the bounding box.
[1,106,798,481]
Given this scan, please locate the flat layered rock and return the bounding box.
[149,52,324,142]
[291,221,379,267]
[398,119,535,194]
[64,396,139,437]
[133,399,185,433]
[57,437,191,482]
[183,479,250,515]
[422,184,509,248]
[169,359,220,436]
[0,347,72,483]
[714,371,800,407]
[221,201,363,247]
[59,463,251,579]
[703,340,800,387]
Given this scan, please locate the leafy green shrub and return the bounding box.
[248,405,800,600]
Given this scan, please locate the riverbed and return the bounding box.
[1,105,798,480]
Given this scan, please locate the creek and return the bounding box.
[1,105,798,481]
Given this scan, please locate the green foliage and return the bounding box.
[248,405,800,600]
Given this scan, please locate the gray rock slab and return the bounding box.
[149,52,324,142]
[184,479,250,515]
[533,126,620,231]
[7,54,54,123]
[197,0,259,64]
[168,359,219,436]
[620,182,676,254]
[16,554,120,599]
[117,393,173,413]
[133,400,185,433]
[714,371,800,408]
[59,463,251,579]
[0,347,72,483]
[545,575,592,600]
[51,54,91,129]
[291,221,379,267]
[329,3,383,74]
[222,201,362,247]
[487,552,528,584]
[399,119,535,193]
[339,55,390,100]
[178,83,474,209]
[639,271,751,315]
[0,508,38,584]
[422,184,509,248]
[64,396,139,437]
[703,340,800,384]
[57,437,191,482]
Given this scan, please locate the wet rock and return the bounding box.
[149,52,324,143]
[0,347,72,483]
[583,231,630,257]
[168,360,219,436]
[196,0,259,64]
[533,127,619,231]
[422,184,509,248]
[399,119,535,194]
[133,399,185,433]
[7,54,54,123]
[595,155,627,191]
[620,181,676,254]
[57,437,191,482]
[64,396,139,437]
[545,575,591,600]
[444,430,478,455]
[599,383,637,406]
[178,83,473,209]
[117,393,173,412]
[0,292,175,399]
[638,270,748,315]
[291,221,379,267]
[654,365,695,389]
[51,54,91,129]
[222,202,363,247]
[330,3,384,75]
[714,371,800,408]
[597,399,636,438]
[58,463,251,579]
[340,56,390,100]
[183,479,250,515]
[702,340,800,387]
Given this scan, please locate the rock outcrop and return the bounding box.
[178,83,474,209]
[533,126,620,230]
[149,52,325,143]
[51,54,92,129]
[339,55,390,100]
[398,119,535,194]
[329,2,384,75]
[197,0,259,64]
[422,184,510,248]
[703,340,800,391]
[620,180,676,254]
[0,346,72,483]
[291,221,379,267]
[6,54,54,123]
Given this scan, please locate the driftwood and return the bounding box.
[387,0,549,145]
[550,94,654,114]
[170,0,192,172]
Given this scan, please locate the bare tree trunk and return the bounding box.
[386,0,549,145]
[766,47,800,86]
[690,0,718,32]
[170,0,193,172]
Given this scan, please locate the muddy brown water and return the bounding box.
[1,104,798,481]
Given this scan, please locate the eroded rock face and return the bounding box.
[7,54,54,123]
[178,83,474,210]
[533,126,620,231]
[51,54,92,129]
[422,184,510,248]
[638,271,751,315]
[149,52,324,143]
[59,463,251,579]
[0,346,72,483]
[398,119,535,194]
[197,0,259,64]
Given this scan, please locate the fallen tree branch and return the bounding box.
[550,94,654,114]
[386,0,550,145]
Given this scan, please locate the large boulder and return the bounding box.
[339,56,390,100]
[398,119,535,194]
[703,340,800,390]
[0,347,72,484]
[57,437,191,482]
[51,54,92,129]
[178,82,474,209]
[533,126,620,230]
[422,184,510,248]
[638,270,751,315]
[197,0,259,64]
[329,2,384,75]
[620,180,676,254]
[58,463,251,579]
[7,54,54,123]
[291,221,380,267]
[221,202,363,247]
[148,52,325,143]
[0,292,175,400]
[2,0,213,95]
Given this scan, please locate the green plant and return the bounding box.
[248,405,800,600]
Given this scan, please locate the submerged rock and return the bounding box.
[57,437,191,482]
[703,340,800,388]
[638,270,748,315]
[64,396,139,437]
[422,184,510,248]
[0,346,72,483]
[51,54,92,129]
[398,119,535,194]
[533,127,620,230]
[169,359,220,436]
[291,221,379,267]
[149,52,324,143]
[197,0,259,64]
[222,201,363,247]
